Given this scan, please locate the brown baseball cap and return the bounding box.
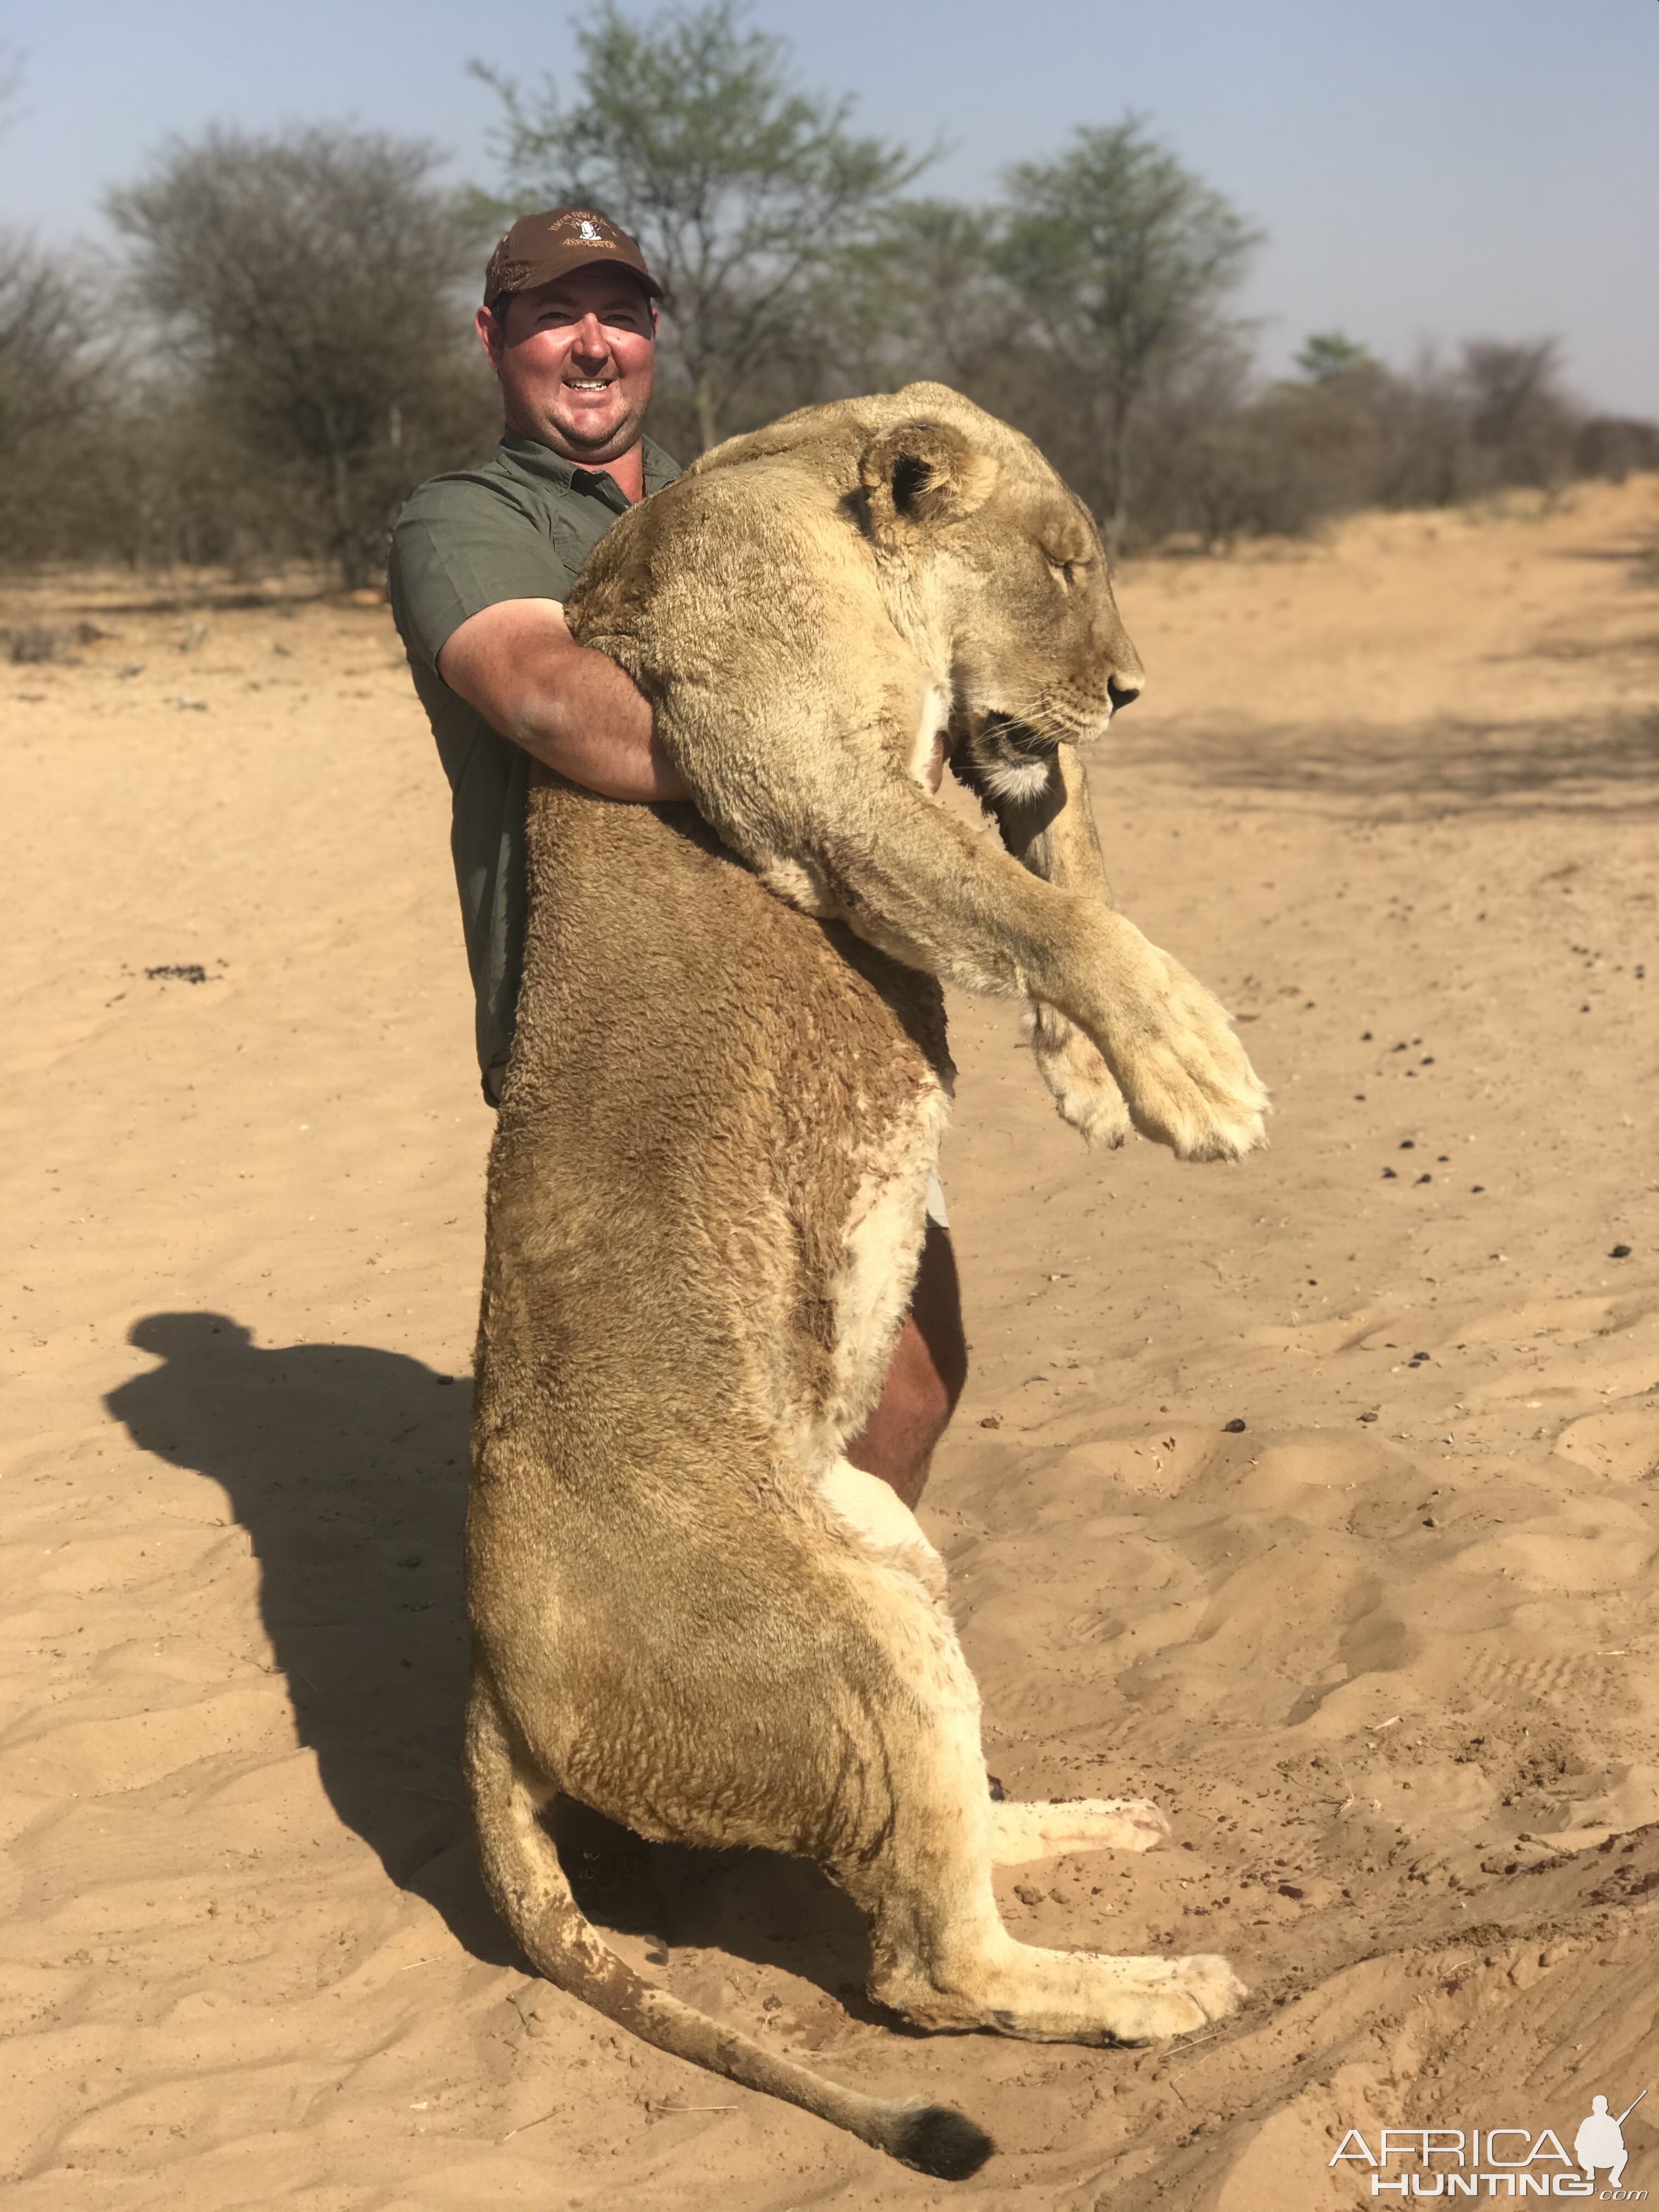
[483,207,663,310]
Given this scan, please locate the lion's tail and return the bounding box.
[465,1685,992,2181]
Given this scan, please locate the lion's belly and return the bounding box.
[487,780,951,1468]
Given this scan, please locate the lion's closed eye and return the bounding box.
[1045,554,1092,591]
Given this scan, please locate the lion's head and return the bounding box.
[854,385,1146,800]
[680,383,1145,802]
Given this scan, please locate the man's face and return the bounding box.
[476,264,656,462]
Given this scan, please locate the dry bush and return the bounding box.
[106,126,500,585]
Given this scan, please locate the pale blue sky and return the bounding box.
[3,0,1655,412]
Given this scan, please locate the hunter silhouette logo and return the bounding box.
[1577,2095,1644,2191]
[1330,2089,1648,2197]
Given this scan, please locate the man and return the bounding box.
[388,208,966,1505]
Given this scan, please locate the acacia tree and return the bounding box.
[827,198,1006,396]
[477,1,925,450]
[995,118,1260,552]
[108,127,495,584]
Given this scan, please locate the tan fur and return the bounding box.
[466,387,1260,2179]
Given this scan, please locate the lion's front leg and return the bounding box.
[854,804,1263,1162]
[941,746,1266,1162]
[956,743,1131,1145]
[658,686,1266,1160]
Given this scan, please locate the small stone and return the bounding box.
[1415,1173,1432,1184]
[979,1413,1002,1429]
[1382,1167,1397,1180]
[1358,1410,1379,1423]
[1014,1881,1044,1906]
[1223,1418,1246,1434]
[1610,1244,1632,1260]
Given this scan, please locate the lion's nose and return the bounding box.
[1107,673,1142,715]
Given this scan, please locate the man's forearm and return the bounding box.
[437,598,689,802]
[505,630,685,798]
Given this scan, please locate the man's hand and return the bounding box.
[437,597,689,802]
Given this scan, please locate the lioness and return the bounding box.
[466,384,1267,2176]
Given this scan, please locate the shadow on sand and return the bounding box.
[104,1313,873,2006]
[1123,707,1659,819]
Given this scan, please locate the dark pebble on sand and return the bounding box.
[1610,1244,1632,1260]
[1223,1418,1247,1434]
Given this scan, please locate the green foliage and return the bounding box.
[992,117,1261,548]
[475,1,928,448]
[1294,330,1378,385]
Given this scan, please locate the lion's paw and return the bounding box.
[1085,1953,1248,2044]
[1026,1005,1133,1148]
[1102,943,1270,1163]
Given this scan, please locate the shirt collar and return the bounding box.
[498,428,678,510]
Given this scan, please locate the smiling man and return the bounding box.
[388,207,966,1504]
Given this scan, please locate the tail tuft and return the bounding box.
[888,2101,995,2181]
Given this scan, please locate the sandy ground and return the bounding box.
[3,477,1657,2211]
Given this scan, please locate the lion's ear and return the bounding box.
[859,419,995,539]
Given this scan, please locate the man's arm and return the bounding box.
[437,597,689,802]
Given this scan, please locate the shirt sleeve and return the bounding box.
[388,474,575,675]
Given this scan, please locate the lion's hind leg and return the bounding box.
[817,1455,946,1599]
[833,1585,1245,2049]
[465,1663,994,2179]
[990,1797,1172,1863]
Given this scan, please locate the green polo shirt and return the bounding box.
[388,429,681,1101]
